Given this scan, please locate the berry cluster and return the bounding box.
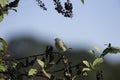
[53,0,73,18]
[36,0,47,10]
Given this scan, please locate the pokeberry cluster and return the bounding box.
[36,0,73,18]
[53,0,73,18]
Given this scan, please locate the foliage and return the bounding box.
[100,43,120,57]
[0,37,120,80]
[81,0,84,4]
[0,0,19,22]
[28,68,37,76]
[0,0,85,22]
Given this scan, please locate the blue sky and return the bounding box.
[0,0,120,63]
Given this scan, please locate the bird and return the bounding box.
[55,38,71,52]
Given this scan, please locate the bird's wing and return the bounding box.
[55,42,63,51]
[62,41,68,49]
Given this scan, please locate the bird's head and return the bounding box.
[55,38,61,42]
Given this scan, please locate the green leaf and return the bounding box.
[72,75,77,80]
[93,46,101,53]
[37,59,45,68]
[89,50,95,54]
[0,14,3,22]
[0,38,7,54]
[101,45,120,57]
[83,60,90,67]
[42,69,51,79]
[28,68,37,76]
[82,68,91,72]
[0,0,8,7]
[93,58,103,67]
[0,63,7,71]
[81,0,84,4]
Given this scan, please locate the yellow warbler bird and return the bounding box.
[55,38,71,52]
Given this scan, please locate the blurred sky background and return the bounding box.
[0,0,120,63]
